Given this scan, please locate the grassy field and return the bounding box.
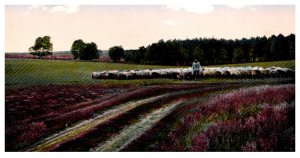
[5,59,179,88]
[5,59,295,88]
[208,60,295,69]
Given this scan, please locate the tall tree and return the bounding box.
[192,46,204,63]
[286,34,295,59]
[108,46,125,62]
[29,36,53,59]
[71,39,85,59]
[218,48,228,64]
[232,47,244,63]
[80,42,100,60]
[138,46,147,64]
[70,40,100,60]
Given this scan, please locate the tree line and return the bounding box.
[123,34,295,66]
[29,34,294,66]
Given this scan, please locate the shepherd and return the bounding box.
[192,59,201,80]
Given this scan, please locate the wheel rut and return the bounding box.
[25,94,168,151]
[25,83,241,151]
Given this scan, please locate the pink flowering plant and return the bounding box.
[160,84,294,151]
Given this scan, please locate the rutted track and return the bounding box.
[21,81,293,151]
[23,83,223,151]
[8,83,226,151]
[25,94,168,151]
[91,100,184,151]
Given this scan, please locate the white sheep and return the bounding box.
[149,69,160,78]
[141,69,151,79]
[229,68,241,77]
[91,72,100,79]
[92,66,293,80]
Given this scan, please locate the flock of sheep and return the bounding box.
[92,66,294,80]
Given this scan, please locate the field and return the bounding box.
[5,59,182,89]
[5,59,295,151]
[208,60,295,70]
[5,59,295,88]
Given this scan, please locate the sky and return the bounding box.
[5,4,295,52]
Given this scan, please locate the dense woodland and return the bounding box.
[123,34,295,66]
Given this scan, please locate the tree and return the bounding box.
[207,48,217,65]
[118,34,295,66]
[232,47,244,63]
[70,40,100,60]
[261,36,270,61]
[218,48,228,64]
[192,46,204,63]
[124,50,133,63]
[29,36,53,59]
[286,34,295,59]
[145,43,158,64]
[177,46,188,66]
[108,46,125,62]
[80,42,100,60]
[138,46,146,64]
[71,39,85,59]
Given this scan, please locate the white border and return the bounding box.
[1,0,298,158]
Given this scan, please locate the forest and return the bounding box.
[123,34,295,66]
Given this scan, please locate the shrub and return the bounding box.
[160,84,294,151]
[17,121,47,147]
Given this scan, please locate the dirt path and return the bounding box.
[20,81,293,151]
[91,100,184,151]
[25,94,168,151]
[24,83,236,151]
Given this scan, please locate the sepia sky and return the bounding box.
[5,5,295,52]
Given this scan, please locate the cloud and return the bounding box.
[41,6,49,11]
[24,5,48,15]
[165,4,215,14]
[162,20,178,26]
[50,5,80,14]
[227,4,247,9]
[28,5,42,10]
[28,5,49,11]
[226,5,256,12]
[27,5,80,14]
[50,6,65,13]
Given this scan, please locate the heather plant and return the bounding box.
[191,133,208,151]
[17,121,47,148]
[202,84,295,116]
[241,141,256,151]
[203,119,250,151]
[161,84,295,151]
[189,103,294,151]
[255,104,290,151]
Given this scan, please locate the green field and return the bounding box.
[5,59,295,88]
[5,59,181,88]
[208,60,295,69]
